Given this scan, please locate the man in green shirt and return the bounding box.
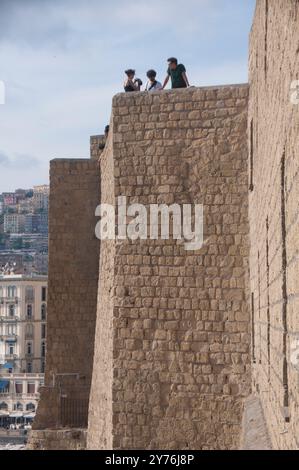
[162,57,190,89]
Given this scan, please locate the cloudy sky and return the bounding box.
[0,0,256,192]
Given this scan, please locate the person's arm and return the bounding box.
[182,72,190,87]
[162,75,170,89]
[124,79,130,91]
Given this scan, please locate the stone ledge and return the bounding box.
[27,429,87,450]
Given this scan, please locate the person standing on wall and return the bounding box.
[145,70,163,92]
[124,69,143,92]
[162,57,190,90]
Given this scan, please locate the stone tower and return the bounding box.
[29,0,299,450]
[87,84,251,450]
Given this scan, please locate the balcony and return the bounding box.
[0,371,44,379]
[0,333,18,341]
[0,392,40,399]
[4,354,18,360]
[25,333,34,340]
[0,297,20,304]
[0,313,19,322]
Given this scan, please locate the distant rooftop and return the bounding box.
[0,273,47,281]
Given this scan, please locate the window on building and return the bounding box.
[41,303,47,321]
[25,286,34,303]
[25,323,34,338]
[27,383,35,394]
[8,304,15,317]
[26,342,33,355]
[41,361,45,373]
[27,362,32,373]
[7,323,16,335]
[41,287,47,302]
[0,402,8,411]
[41,324,46,339]
[15,383,23,394]
[26,403,35,411]
[14,402,23,411]
[27,304,33,319]
[8,344,14,355]
[7,286,16,298]
[41,341,46,358]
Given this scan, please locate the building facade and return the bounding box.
[0,372,44,428]
[0,274,47,373]
[4,214,25,234]
[33,186,49,212]
[0,274,47,426]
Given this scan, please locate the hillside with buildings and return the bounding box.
[0,273,47,436]
[0,187,48,442]
[0,186,49,276]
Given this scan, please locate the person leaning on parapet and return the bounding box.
[98,125,110,151]
[145,70,163,92]
[162,57,190,90]
[124,69,143,92]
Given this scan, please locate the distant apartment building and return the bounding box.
[15,189,28,203]
[8,234,48,252]
[38,212,48,234]
[0,274,47,372]
[0,253,48,277]
[25,213,48,235]
[32,254,48,275]
[0,274,47,426]
[2,193,17,207]
[24,214,40,233]
[4,214,25,234]
[33,186,49,212]
[0,187,49,281]
[0,372,43,427]
[18,198,34,214]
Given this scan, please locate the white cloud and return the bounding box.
[0,0,256,191]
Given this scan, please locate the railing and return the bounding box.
[0,297,20,303]
[0,334,18,340]
[0,315,20,321]
[0,372,44,380]
[4,354,18,360]
[0,392,40,399]
[59,386,89,428]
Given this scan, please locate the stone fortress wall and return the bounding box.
[31,159,100,436]
[248,0,299,449]
[29,0,299,450]
[87,85,251,450]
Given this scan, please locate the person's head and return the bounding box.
[167,57,178,70]
[147,69,157,82]
[125,69,135,80]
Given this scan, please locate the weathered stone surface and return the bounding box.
[90,135,106,160]
[87,85,251,450]
[241,395,272,450]
[27,429,87,450]
[30,1,299,451]
[31,159,100,435]
[248,0,299,450]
